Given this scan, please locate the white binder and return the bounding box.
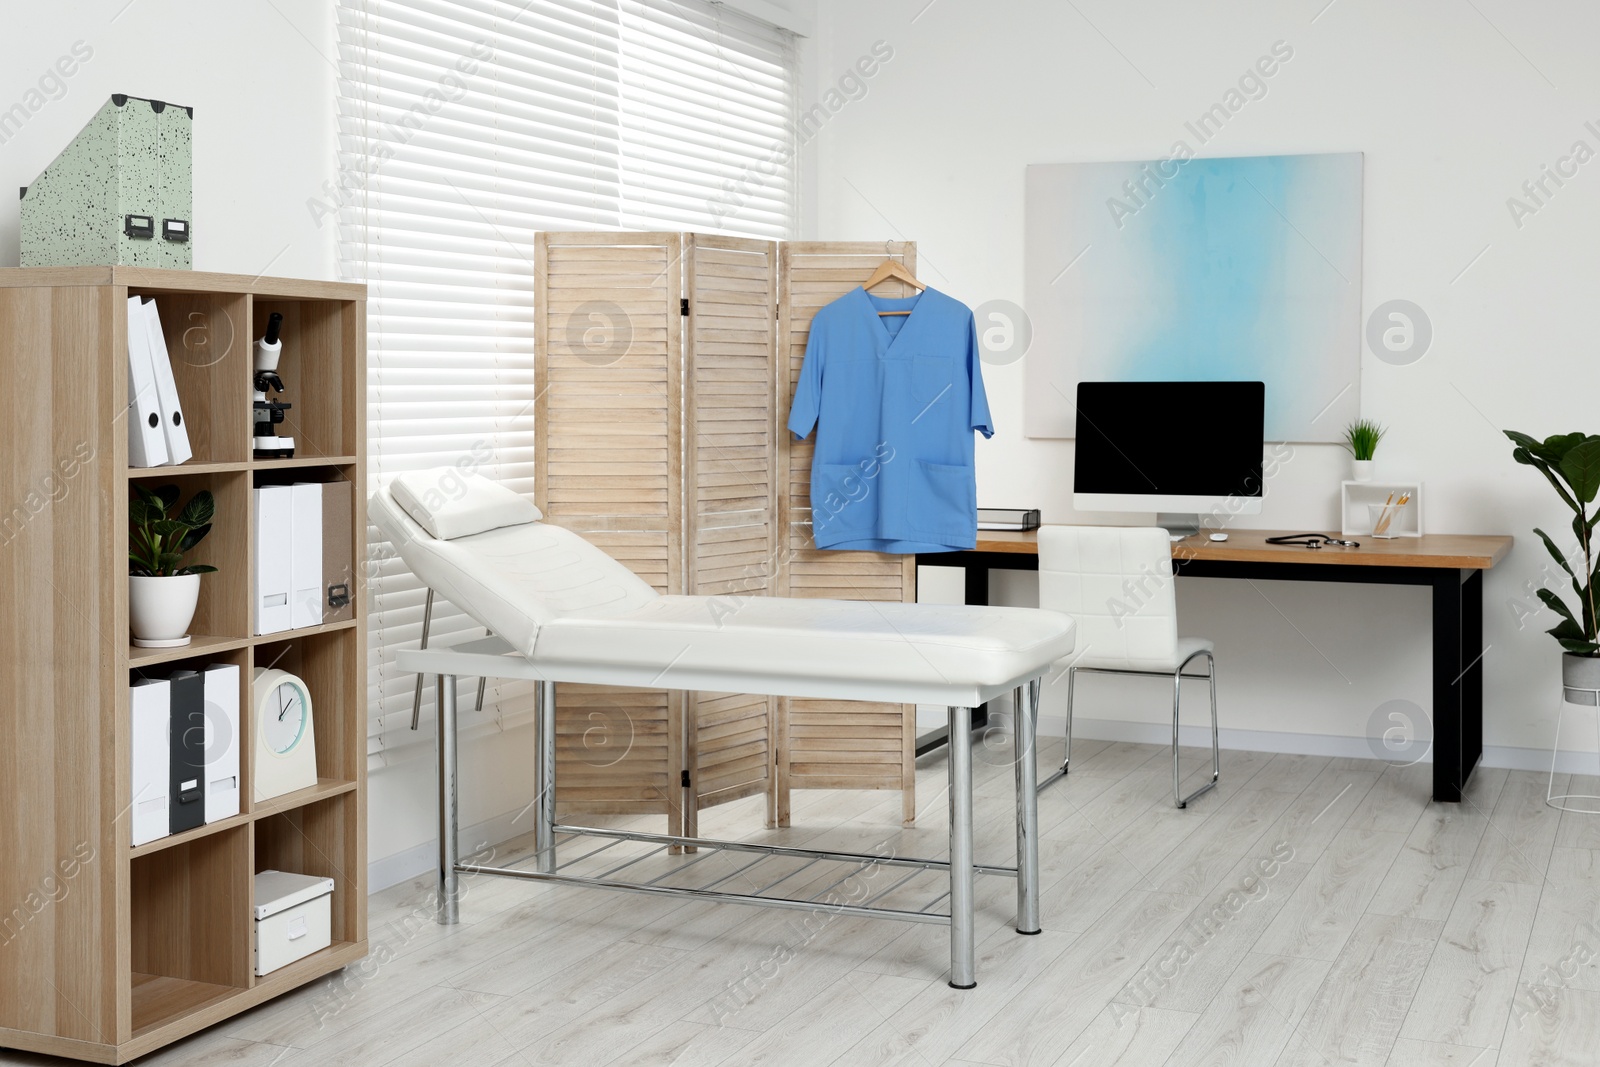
[129,677,170,846]
[141,297,193,465]
[290,483,323,631]
[254,486,294,634]
[202,664,241,823]
[126,297,169,468]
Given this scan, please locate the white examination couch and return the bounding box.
[370,471,1075,988]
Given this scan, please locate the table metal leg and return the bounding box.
[1013,679,1041,935]
[948,704,976,988]
[536,679,557,874]
[436,673,460,925]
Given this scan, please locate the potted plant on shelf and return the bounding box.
[1505,430,1600,701]
[1343,419,1385,482]
[128,484,217,648]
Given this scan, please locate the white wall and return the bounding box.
[0,0,338,277]
[805,0,1600,765]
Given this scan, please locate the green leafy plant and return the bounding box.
[1505,430,1600,656]
[1342,419,1386,461]
[129,485,218,577]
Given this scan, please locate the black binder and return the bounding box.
[168,669,207,834]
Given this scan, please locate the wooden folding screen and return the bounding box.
[682,234,781,834]
[533,232,918,834]
[534,232,686,831]
[776,242,920,827]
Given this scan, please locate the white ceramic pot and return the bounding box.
[129,574,202,647]
[1352,459,1375,483]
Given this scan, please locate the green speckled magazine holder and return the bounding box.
[20,93,193,268]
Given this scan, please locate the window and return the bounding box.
[337,0,797,767]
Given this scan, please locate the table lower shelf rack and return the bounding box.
[453,823,1021,928]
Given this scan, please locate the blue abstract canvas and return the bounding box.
[1024,152,1362,442]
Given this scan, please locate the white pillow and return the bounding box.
[390,468,542,540]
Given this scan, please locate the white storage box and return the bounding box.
[253,870,334,976]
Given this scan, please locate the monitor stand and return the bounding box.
[1157,512,1200,541]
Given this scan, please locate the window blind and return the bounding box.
[337,0,797,769]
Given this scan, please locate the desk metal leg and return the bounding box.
[947,704,976,988]
[436,673,460,925]
[1013,678,1041,935]
[536,679,557,874]
[1432,568,1484,803]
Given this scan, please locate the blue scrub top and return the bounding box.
[787,286,994,553]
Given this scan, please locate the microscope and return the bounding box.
[253,312,294,459]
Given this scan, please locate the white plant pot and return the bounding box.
[1563,652,1600,706]
[1351,459,1375,483]
[129,574,202,648]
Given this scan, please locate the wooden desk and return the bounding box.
[917,528,1514,803]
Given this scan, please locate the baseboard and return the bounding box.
[1011,711,1600,777]
[368,804,535,893]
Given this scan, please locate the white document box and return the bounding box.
[253,486,293,634]
[253,870,334,976]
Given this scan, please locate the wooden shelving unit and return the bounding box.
[0,267,368,1064]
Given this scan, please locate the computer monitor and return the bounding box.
[1073,380,1266,538]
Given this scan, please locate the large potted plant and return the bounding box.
[129,484,217,647]
[1505,430,1600,702]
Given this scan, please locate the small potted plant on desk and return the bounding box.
[1343,418,1385,482]
[129,484,217,648]
[1505,430,1600,702]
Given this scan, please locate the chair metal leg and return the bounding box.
[1208,654,1221,784]
[1064,666,1075,775]
[1174,651,1219,809]
[1171,667,1184,807]
[1037,666,1074,792]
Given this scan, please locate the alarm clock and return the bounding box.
[253,667,319,802]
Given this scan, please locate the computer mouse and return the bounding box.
[1208,532,1229,542]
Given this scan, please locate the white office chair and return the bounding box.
[1037,525,1220,808]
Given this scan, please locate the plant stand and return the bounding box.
[1549,684,1600,813]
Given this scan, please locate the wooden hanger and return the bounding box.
[862,250,925,316]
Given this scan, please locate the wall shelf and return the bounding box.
[0,267,368,1065]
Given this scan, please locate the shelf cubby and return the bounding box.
[254,792,364,960]
[251,299,362,461]
[130,826,253,1034]
[131,286,252,467]
[128,469,251,664]
[253,627,364,788]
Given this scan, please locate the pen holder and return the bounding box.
[1367,502,1408,538]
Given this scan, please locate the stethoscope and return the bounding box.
[1264,533,1361,549]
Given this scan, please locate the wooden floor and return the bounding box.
[8,738,1600,1067]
